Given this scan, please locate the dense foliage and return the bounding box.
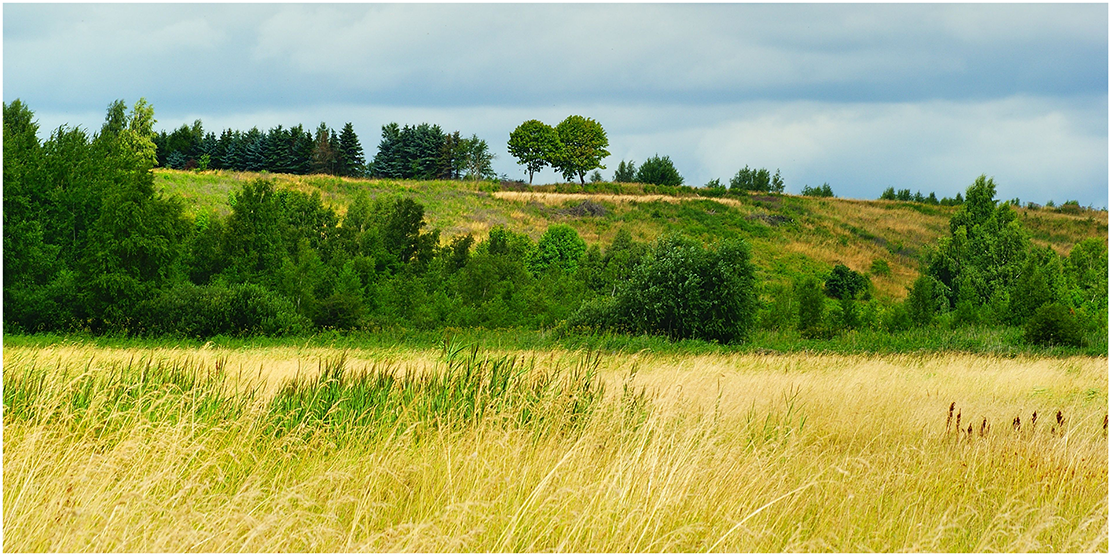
[634,155,684,186]
[507,120,561,184]
[155,120,366,177]
[553,115,610,185]
[4,100,1107,351]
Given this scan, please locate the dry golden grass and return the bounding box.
[492,191,746,208]
[4,343,1106,552]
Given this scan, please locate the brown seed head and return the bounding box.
[1012,416,1021,430]
[1056,410,1063,426]
[1031,411,1038,427]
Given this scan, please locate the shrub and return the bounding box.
[530,224,587,275]
[882,303,913,332]
[825,264,870,300]
[609,234,758,343]
[795,276,827,339]
[1024,303,1084,347]
[906,275,946,326]
[226,283,310,336]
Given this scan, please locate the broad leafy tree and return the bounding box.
[462,134,496,181]
[553,115,610,185]
[507,119,561,184]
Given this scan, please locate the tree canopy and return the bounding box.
[507,120,560,184]
[553,115,609,185]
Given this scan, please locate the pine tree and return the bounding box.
[371,123,403,178]
[338,122,365,177]
[311,123,338,175]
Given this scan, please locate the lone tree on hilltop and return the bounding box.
[553,115,609,186]
[508,120,561,184]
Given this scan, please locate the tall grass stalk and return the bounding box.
[4,344,1106,551]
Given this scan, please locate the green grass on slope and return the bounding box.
[154,169,1108,301]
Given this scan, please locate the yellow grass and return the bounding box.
[7,344,1104,552]
[493,190,747,208]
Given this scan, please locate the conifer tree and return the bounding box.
[338,122,365,177]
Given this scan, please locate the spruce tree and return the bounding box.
[338,122,365,177]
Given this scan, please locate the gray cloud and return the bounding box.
[5,3,1107,206]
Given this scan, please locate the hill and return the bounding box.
[154,169,1107,301]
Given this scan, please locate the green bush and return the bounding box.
[1024,303,1084,347]
[795,276,827,339]
[135,282,309,337]
[882,303,913,333]
[906,275,946,326]
[825,264,870,300]
[604,234,758,343]
[529,224,587,275]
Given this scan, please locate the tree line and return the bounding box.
[154,118,496,181]
[5,99,1106,348]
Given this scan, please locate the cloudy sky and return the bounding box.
[4,3,1107,207]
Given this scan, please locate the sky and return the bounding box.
[4,3,1108,207]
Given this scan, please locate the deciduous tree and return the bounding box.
[508,119,560,184]
[553,115,609,186]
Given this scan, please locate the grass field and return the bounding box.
[4,340,1106,551]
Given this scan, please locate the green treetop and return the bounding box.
[553,115,610,186]
[508,119,561,184]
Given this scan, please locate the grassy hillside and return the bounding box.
[155,169,1107,301]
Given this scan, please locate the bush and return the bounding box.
[825,264,869,300]
[226,283,310,336]
[1024,303,1084,347]
[529,224,587,275]
[882,303,913,333]
[795,276,827,339]
[135,282,309,337]
[906,275,946,326]
[605,234,758,343]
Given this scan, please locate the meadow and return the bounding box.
[4,339,1106,551]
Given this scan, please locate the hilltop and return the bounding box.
[155,168,1107,301]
